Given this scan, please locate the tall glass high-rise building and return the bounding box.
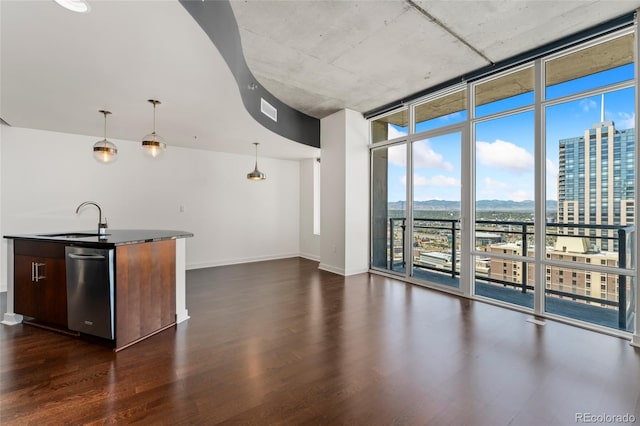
[557,120,635,251]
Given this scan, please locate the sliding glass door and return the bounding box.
[411,132,462,288]
[473,110,536,308]
[371,143,407,275]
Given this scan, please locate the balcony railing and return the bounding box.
[387,217,635,330]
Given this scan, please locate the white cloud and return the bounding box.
[617,112,635,129]
[387,144,407,167]
[387,124,406,140]
[546,158,557,177]
[387,144,407,166]
[508,190,531,202]
[388,140,453,171]
[402,174,459,187]
[413,140,453,171]
[478,177,532,201]
[416,175,429,186]
[476,139,533,173]
[404,174,426,186]
[425,175,460,187]
[437,111,462,122]
[579,98,597,112]
[482,177,510,191]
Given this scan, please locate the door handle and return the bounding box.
[34,263,46,282]
[68,253,106,260]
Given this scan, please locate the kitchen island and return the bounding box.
[2,229,193,350]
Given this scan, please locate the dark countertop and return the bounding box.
[4,229,194,247]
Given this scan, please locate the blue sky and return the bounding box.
[384,64,635,205]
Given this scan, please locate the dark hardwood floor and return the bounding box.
[1,257,639,425]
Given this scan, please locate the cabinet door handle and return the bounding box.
[31,262,35,282]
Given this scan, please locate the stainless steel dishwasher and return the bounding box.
[65,246,115,340]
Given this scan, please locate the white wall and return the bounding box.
[299,158,320,260]
[343,109,370,274]
[319,109,369,275]
[0,126,302,290]
[319,111,346,273]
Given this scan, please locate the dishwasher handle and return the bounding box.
[68,253,106,260]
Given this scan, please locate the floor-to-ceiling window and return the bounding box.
[370,91,468,285]
[371,109,408,275]
[411,131,462,288]
[543,30,636,331]
[369,23,637,337]
[472,66,536,308]
[409,88,467,289]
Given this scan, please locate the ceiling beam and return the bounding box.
[405,0,494,66]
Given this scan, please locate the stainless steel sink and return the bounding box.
[39,232,109,238]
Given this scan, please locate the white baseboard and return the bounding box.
[176,310,190,324]
[344,266,369,276]
[2,312,23,326]
[299,252,320,262]
[318,263,369,276]
[318,263,345,276]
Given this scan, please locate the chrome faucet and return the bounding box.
[76,201,108,235]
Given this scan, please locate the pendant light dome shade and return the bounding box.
[247,142,266,181]
[93,110,117,164]
[247,167,266,181]
[142,99,166,158]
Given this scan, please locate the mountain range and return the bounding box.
[388,200,557,212]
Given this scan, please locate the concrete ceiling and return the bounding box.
[231,0,640,118]
[2,0,640,160]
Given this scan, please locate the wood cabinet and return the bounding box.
[14,240,68,327]
[11,236,177,350]
[115,239,176,350]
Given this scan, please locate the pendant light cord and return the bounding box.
[99,110,111,145]
[149,100,160,135]
[254,142,259,168]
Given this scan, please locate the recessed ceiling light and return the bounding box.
[54,0,90,13]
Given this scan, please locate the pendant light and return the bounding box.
[247,142,266,181]
[142,99,166,158]
[93,110,117,164]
